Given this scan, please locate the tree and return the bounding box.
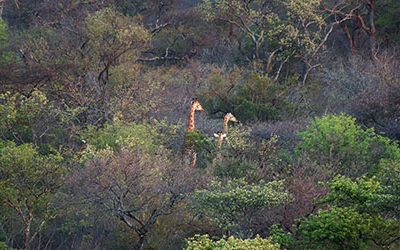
[0,18,14,66]
[298,207,400,249]
[199,0,329,81]
[0,90,76,150]
[80,7,150,122]
[320,175,396,215]
[322,0,378,56]
[185,234,279,250]
[191,179,290,237]
[376,0,400,43]
[297,113,399,177]
[75,122,204,250]
[200,69,292,122]
[296,175,400,249]
[0,141,66,249]
[375,159,400,219]
[4,6,151,124]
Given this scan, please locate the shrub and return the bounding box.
[0,19,16,66]
[184,130,213,152]
[82,122,159,153]
[297,113,399,177]
[298,207,400,250]
[200,70,293,122]
[319,175,395,215]
[375,159,400,219]
[296,174,400,249]
[185,234,279,250]
[352,83,400,141]
[0,140,65,249]
[0,90,76,150]
[191,179,290,236]
[268,224,295,249]
[184,130,215,168]
[214,158,258,179]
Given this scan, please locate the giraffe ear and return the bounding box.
[222,134,227,138]
[213,133,219,138]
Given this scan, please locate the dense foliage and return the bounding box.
[0,0,399,249]
[185,234,279,250]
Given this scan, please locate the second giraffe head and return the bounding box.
[224,113,238,123]
[223,113,238,133]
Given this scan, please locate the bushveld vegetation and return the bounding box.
[0,0,399,249]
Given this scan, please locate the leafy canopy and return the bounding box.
[185,234,279,250]
[297,113,400,177]
[298,207,400,250]
[192,179,290,235]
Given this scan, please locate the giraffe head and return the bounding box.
[191,98,204,112]
[223,113,237,133]
[214,130,227,149]
[224,113,238,123]
[213,130,227,139]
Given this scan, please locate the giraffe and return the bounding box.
[223,113,238,134]
[212,131,227,166]
[187,98,204,132]
[213,131,227,149]
[185,98,204,168]
[213,113,237,166]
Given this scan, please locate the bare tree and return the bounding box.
[74,148,206,250]
[323,0,378,58]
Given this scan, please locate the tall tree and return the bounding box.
[0,141,65,249]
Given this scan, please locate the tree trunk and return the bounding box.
[367,0,377,59]
[0,1,4,18]
[24,215,33,250]
[134,233,146,250]
[344,24,357,54]
[99,67,111,123]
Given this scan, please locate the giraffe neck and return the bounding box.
[223,118,229,134]
[187,106,196,132]
[217,137,224,149]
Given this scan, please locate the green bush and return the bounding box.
[185,234,279,250]
[0,242,15,250]
[82,122,159,152]
[268,224,295,249]
[184,130,214,168]
[297,113,400,177]
[214,158,258,179]
[200,70,292,122]
[191,179,290,236]
[0,140,66,249]
[0,19,16,66]
[375,159,400,219]
[320,175,395,215]
[295,174,400,249]
[376,0,400,42]
[0,90,76,150]
[184,130,213,152]
[298,207,400,250]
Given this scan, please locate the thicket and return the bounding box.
[0,0,399,249]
